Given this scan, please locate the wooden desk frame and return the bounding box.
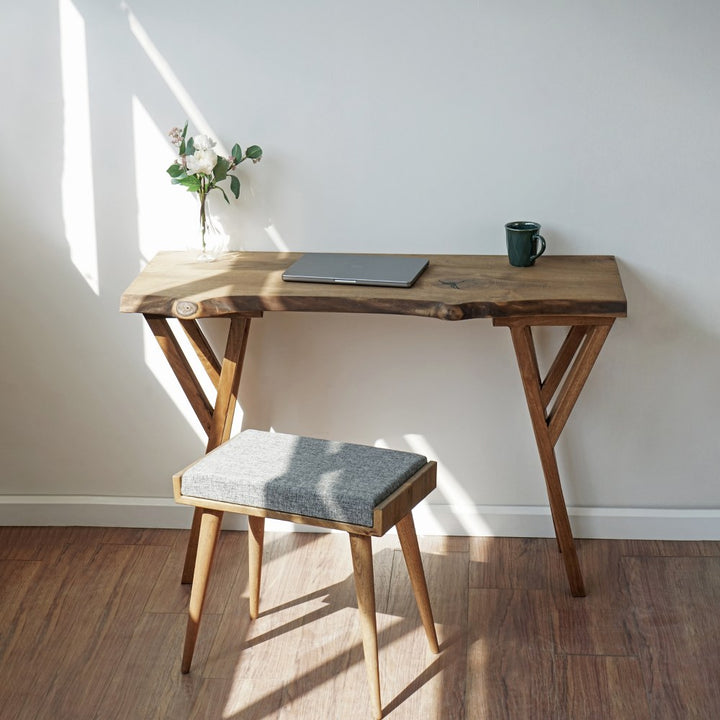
[124,253,627,597]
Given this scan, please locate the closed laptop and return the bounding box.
[282,253,429,288]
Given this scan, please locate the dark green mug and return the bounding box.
[505,221,546,267]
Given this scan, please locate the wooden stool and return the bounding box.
[173,429,440,719]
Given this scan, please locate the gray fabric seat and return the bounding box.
[181,429,428,527]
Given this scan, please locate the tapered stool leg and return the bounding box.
[349,534,382,720]
[182,508,223,673]
[396,513,440,653]
[181,507,203,584]
[248,515,265,619]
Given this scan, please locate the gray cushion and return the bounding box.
[180,430,427,527]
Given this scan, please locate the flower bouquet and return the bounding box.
[167,122,262,260]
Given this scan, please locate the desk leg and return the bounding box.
[497,317,614,597]
[144,314,253,583]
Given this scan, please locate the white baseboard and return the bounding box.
[412,503,720,540]
[1,496,719,540]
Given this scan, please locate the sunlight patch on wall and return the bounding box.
[59,0,98,294]
[142,321,210,443]
[264,223,290,252]
[403,433,493,536]
[132,96,199,262]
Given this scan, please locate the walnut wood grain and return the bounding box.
[546,321,613,447]
[509,323,587,597]
[144,316,213,435]
[540,325,588,407]
[205,316,251,451]
[120,252,627,320]
[179,319,222,387]
[180,316,252,584]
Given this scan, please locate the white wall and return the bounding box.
[2,0,719,538]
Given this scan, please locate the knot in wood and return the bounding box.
[174,300,199,318]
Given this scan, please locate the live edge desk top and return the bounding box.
[119,251,627,321]
[121,252,626,598]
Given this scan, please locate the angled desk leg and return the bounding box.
[493,316,615,597]
[144,314,255,583]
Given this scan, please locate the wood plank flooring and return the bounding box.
[1,527,718,719]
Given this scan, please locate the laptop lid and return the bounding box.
[282,253,429,288]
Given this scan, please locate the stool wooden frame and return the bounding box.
[173,459,440,720]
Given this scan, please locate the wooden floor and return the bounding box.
[1,527,719,719]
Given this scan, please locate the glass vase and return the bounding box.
[195,192,223,262]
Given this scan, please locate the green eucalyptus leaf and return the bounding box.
[176,175,201,192]
[186,137,195,155]
[213,156,230,182]
[232,144,243,163]
[167,163,184,178]
[246,145,262,160]
[229,174,240,198]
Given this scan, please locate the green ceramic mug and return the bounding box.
[505,221,546,267]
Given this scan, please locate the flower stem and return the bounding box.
[199,179,207,252]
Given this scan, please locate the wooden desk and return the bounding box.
[121,251,627,596]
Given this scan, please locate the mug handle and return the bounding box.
[530,234,546,263]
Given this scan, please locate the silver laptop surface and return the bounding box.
[282,253,429,288]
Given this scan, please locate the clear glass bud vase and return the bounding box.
[196,192,223,262]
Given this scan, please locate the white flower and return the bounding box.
[186,148,217,175]
[192,134,216,151]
